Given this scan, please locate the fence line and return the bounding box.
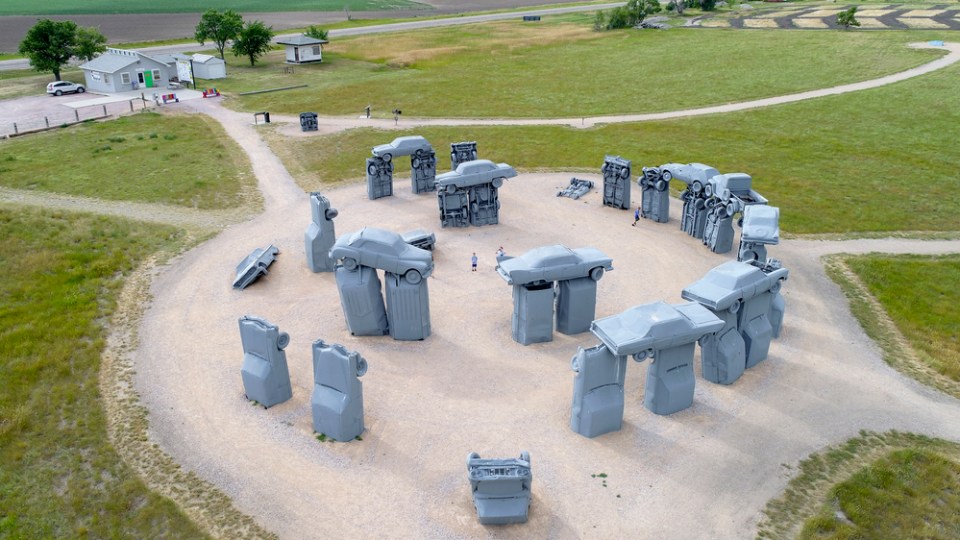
[1,98,158,138]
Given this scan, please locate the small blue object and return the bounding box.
[929,40,944,47]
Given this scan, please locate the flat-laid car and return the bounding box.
[496,244,613,286]
[371,136,432,163]
[436,160,517,192]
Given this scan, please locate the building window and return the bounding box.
[312,46,321,55]
[152,69,161,80]
[121,72,130,84]
[104,74,110,84]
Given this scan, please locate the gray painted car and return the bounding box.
[496,244,613,286]
[330,227,433,283]
[659,162,720,192]
[436,159,517,191]
[371,135,432,163]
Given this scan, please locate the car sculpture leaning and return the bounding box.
[496,245,613,286]
[330,227,434,284]
[371,136,432,163]
[436,160,517,192]
[658,162,720,193]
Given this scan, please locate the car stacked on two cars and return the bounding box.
[46,81,85,96]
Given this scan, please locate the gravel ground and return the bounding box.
[126,98,960,538]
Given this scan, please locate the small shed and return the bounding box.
[191,54,227,79]
[276,35,328,64]
[79,48,176,93]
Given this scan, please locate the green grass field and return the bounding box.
[844,254,960,382]
[0,112,258,209]
[800,448,960,539]
[218,22,939,117]
[0,206,207,538]
[0,0,424,16]
[268,49,960,235]
[0,68,84,100]
[759,431,960,540]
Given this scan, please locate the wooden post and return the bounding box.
[45,117,49,128]
[129,100,134,112]
[13,123,17,134]
[102,105,107,116]
[75,110,80,122]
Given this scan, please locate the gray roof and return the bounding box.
[276,35,328,46]
[79,49,174,73]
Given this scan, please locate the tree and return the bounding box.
[232,20,274,67]
[700,0,717,11]
[74,26,107,62]
[629,0,662,24]
[304,25,328,41]
[195,9,243,60]
[18,19,78,81]
[837,6,861,29]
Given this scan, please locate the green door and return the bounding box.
[144,70,154,88]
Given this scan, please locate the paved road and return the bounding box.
[0,3,623,72]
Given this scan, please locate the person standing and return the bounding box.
[496,246,505,259]
[633,206,640,226]
[471,252,478,271]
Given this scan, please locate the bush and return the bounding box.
[606,6,632,29]
[593,10,607,31]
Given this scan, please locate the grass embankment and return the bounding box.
[218,22,938,117]
[270,46,960,235]
[0,207,207,538]
[825,253,960,399]
[758,431,960,540]
[0,0,424,16]
[0,112,258,209]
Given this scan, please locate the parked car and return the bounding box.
[436,160,517,191]
[371,136,432,163]
[46,81,85,96]
[496,244,613,286]
[331,227,434,284]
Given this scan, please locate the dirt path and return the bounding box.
[24,39,955,538]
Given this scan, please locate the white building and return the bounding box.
[276,35,328,64]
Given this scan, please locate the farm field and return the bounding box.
[0,0,425,16]
[220,22,941,117]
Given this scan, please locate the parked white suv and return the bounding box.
[46,81,85,96]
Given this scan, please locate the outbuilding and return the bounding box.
[276,35,329,64]
[79,48,176,93]
[190,54,227,79]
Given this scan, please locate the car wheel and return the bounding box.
[589,266,604,281]
[729,299,742,314]
[655,180,666,192]
[277,332,290,350]
[367,164,378,176]
[619,167,630,180]
[725,202,737,217]
[55,90,62,96]
[471,150,477,160]
[342,257,359,271]
[77,87,85,93]
[769,279,783,294]
[520,451,530,463]
[381,153,392,163]
[704,184,714,198]
[633,348,654,362]
[492,177,504,188]
[467,452,480,465]
[692,180,703,193]
[446,184,457,194]
[324,208,339,220]
[661,170,673,182]
[404,269,422,285]
[355,356,368,377]
[412,157,421,168]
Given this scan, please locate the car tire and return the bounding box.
[662,170,673,182]
[692,180,703,193]
[769,279,782,294]
[471,150,477,160]
[655,180,666,192]
[492,177,504,188]
[729,299,742,314]
[412,157,421,168]
[619,167,630,180]
[520,451,530,463]
[55,90,62,96]
[446,184,457,194]
[77,87,85,93]
[355,356,368,377]
[381,153,392,163]
[277,332,290,350]
[705,184,714,198]
[342,257,359,271]
[726,202,737,217]
[367,164,378,176]
[404,269,422,285]
[589,266,604,281]
[324,208,339,220]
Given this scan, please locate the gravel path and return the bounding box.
[13,39,951,538]
[127,51,960,536]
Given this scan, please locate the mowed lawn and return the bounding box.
[0,207,207,538]
[269,51,960,235]
[0,112,257,210]
[844,254,960,382]
[219,22,941,117]
[0,0,422,15]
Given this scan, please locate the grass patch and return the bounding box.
[0,68,84,100]
[800,448,960,539]
[0,0,424,16]
[217,23,938,117]
[0,112,258,210]
[825,253,960,399]
[270,45,960,234]
[758,430,960,540]
[0,206,206,538]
